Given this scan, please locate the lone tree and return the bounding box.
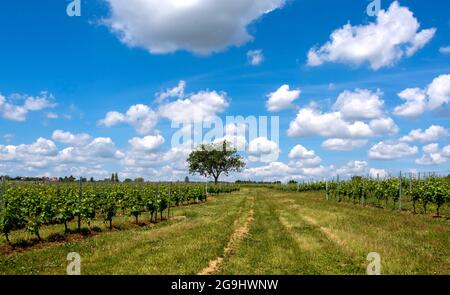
[187,141,245,185]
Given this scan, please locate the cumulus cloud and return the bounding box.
[247,49,264,66]
[104,0,286,55]
[427,74,450,111]
[213,123,248,151]
[369,168,388,179]
[321,138,368,151]
[0,91,55,121]
[415,143,449,165]
[99,104,158,135]
[248,137,280,163]
[288,144,322,167]
[368,117,399,135]
[335,160,368,176]
[394,74,450,117]
[52,130,91,146]
[156,80,186,104]
[287,108,398,139]
[266,85,301,112]
[121,141,193,176]
[128,135,165,152]
[58,138,124,163]
[333,89,384,120]
[400,125,450,143]
[393,88,427,118]
[287,89,397,139]
[288,108,372,138]
[307,2,435,70]
[158,89,228,123]
[369,141,418,160]
[242,162,294,180]
[0,138,58,169]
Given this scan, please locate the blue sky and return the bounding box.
[0,0,449,181]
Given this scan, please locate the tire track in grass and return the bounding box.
[274,203,364,274]
[198,197,255,275]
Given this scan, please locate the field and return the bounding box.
[1,187,449,275]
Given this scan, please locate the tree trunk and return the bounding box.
[214,176,218,185]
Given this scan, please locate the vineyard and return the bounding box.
[271,174,450,218]
[0,180,239,244]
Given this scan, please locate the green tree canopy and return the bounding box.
[187,141,245,184]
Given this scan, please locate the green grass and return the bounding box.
[1,188,449,274]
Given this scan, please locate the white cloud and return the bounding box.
[321,138,368,151]
[439,46,450,54]
[287,88,397,139]
[266,84,301,112]
[369,168,388,179]
[336,160,368,176]
[394,74,450,117]
[0,138,58,169]
[104,0,286,55]
[158,90,228,123]
[212,123,248,151]
[288,144,322,167]
[156,80,186,103]
[400,125,450,143]
[442,145,450,157]
[394,88,427,118]
[3,134,14,143]
[307,2,436,70]
[248,137,280,163]
[52,130,92,146]
[288,144,316,159]
[99,104,158,135]
[57,137,124,163]
[0,92,55,121]
[426,74,450,110]
[242,162,294,180]
[46,112,59,119]
[416,143,449,165]
[121,142,192,174]
[247,49,264,66]
[369,141,418,160]
[333,89,384,120]
[128,135,165,152]
[287,108,373,138]
[368,117,399,135]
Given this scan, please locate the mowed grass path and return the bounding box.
[1,188,449,274]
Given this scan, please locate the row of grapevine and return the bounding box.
[0,180,240,244]
[270,174,450,217]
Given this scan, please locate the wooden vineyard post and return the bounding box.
[168,182,171,220]
[297,182,299,193]
[398,171,402,211]
[156,181,159,221]
[409,172,412,202]
[0,176,5,213]
[336,175,340,202]
[325,180,329,200]
[361,178,365,206]
[78,177,82,232]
